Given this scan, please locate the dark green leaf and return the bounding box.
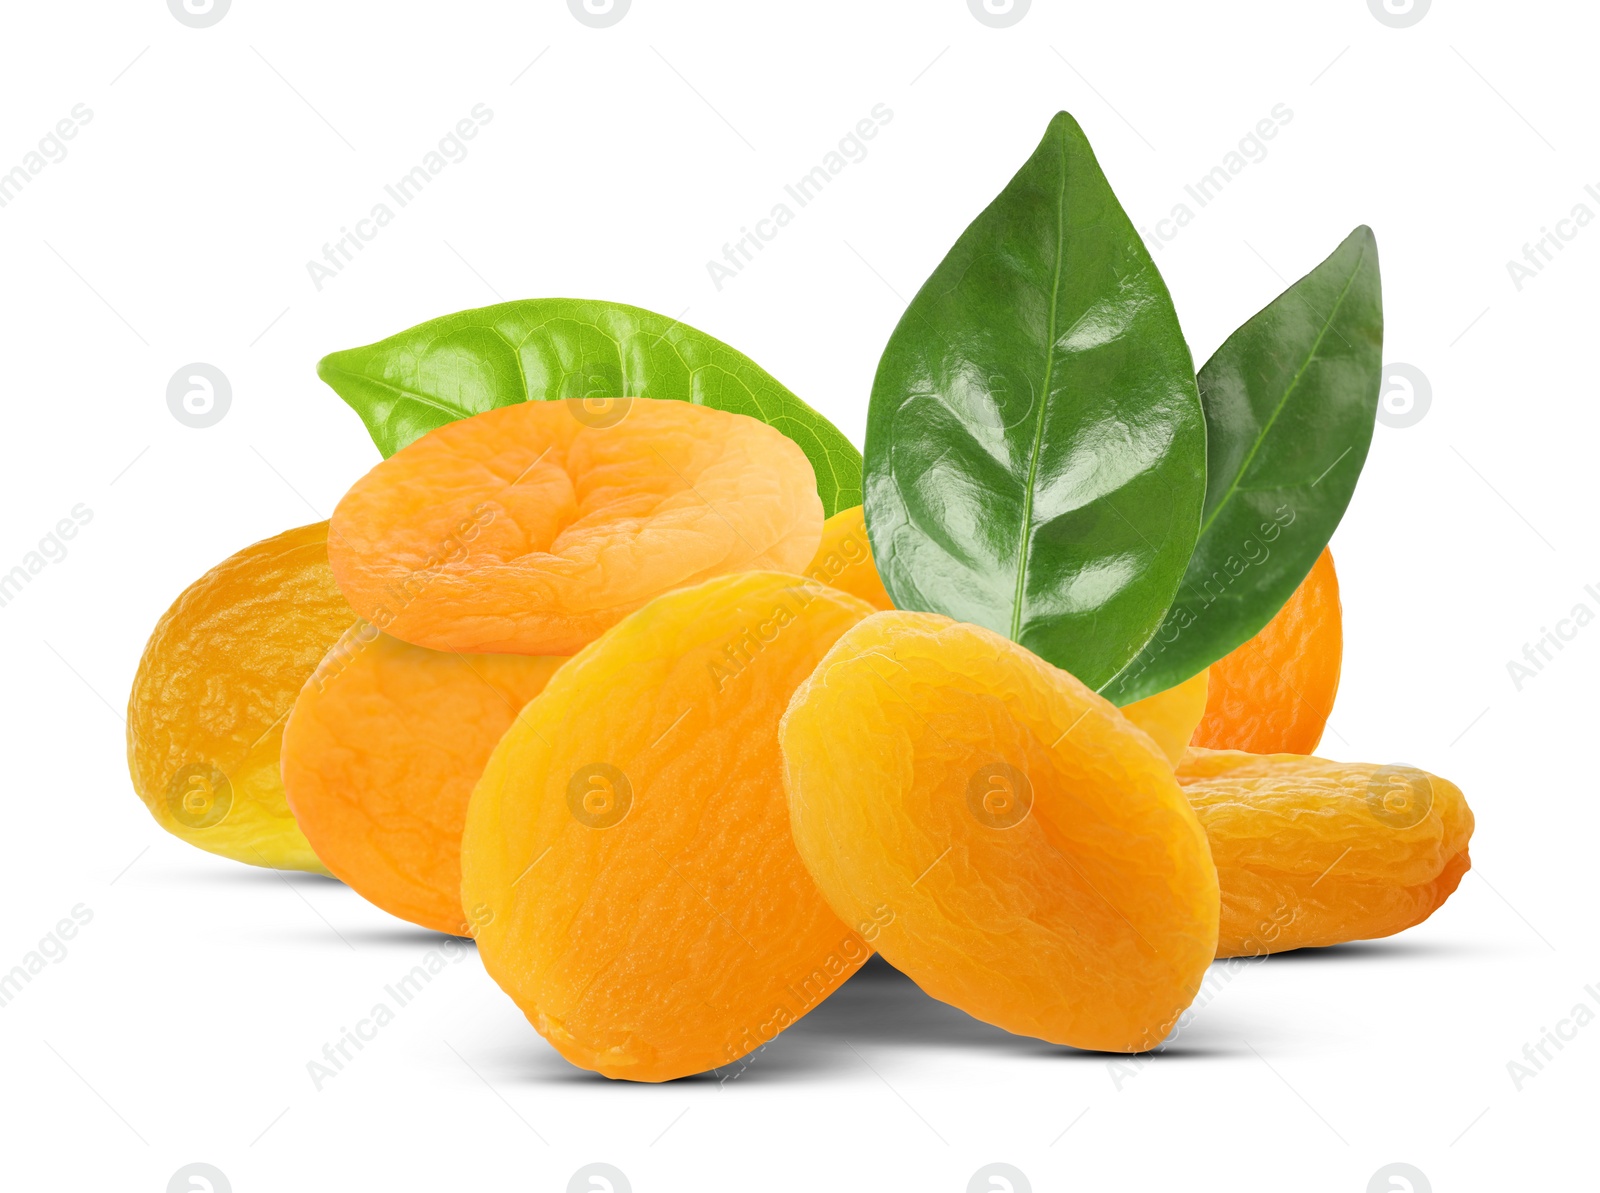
[318,299,862,516]
[862,111,1206,689]
[1104,226,1383,704]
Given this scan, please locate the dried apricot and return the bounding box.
[1192,547,1342,754]
[1177,747,1473,957]
[805,505,893,610]
[780,611,1220,1053]
[460,571,875,1082]
[1123,669,1210,766]
[327,398,823,656]
[281,627,565,934]
[127,522,355,872]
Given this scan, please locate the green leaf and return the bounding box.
[1103,226,1383,704]
[862,111,1206,690]
[318,299,862,517]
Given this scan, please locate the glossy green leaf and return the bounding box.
[862,111,1206,690]
[318,299,862,516]
[1104,226,1383,704]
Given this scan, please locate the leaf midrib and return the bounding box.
[324,361,464,421]
[1009,142,1070,641]
[1195,243,1367,541]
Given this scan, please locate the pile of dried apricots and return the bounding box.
[126,396,1472,1081]
[126,113,1473,1083]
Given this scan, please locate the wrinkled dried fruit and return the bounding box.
[328,398,824,656]
[461,571,874,1082]
[781,611,1220,1053]
[805,505,893,610]
[127,522,355,872]
[1177,747,1473,957]
[1192,547,1342,754]
[282,627,565,934]
[1123,669,1210,766]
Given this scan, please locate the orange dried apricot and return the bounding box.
[1192,547,1343,754]
[1177,747,1474,957]
[281,627,565,934]
[127,522,356,872]
[1123,669,1210,766]
[780,611,1220,1053]
[805,505,893,610]
[461,571,875,1082]
[327,398,823,656]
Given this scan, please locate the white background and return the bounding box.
[1,1,1593,1190]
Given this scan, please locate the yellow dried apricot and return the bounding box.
[1177,748,1474,957]
[281,627,565,934]
[805,505,893,610]
[1192,548,1342,754]
[127,522,356,872]
[1123,669,1210,766]
[328,399,823,656]
[461,571,875,1082]
[780,611,1220,1053]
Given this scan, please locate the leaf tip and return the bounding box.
[315,349,347,388]
[1044,109,1088,143]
